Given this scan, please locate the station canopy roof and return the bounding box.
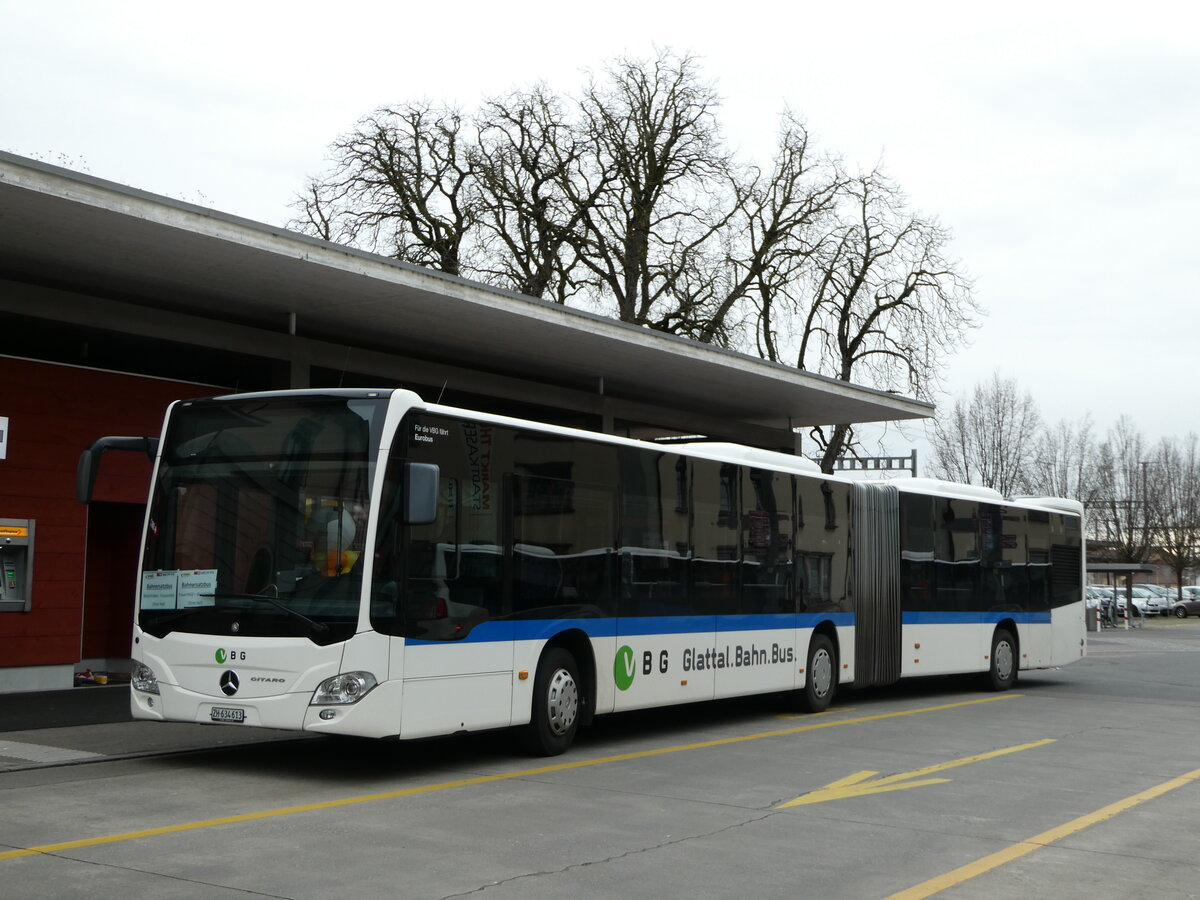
[0,152,932,446]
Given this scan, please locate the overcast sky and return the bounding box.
[4,1,1196,453]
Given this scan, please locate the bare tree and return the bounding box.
[1089,416,1156,562]
[1028,414,1098,500]
[471,85,594,302]
[716,112,841,355]
[291,51,975,457]
[568,50,740,331]
[798,169,979,472]
[293,103,479,276]
[1151,434,1200,595]
[929,372,1042,496]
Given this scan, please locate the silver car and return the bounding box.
[1131,586,1169,616]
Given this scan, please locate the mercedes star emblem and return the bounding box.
[220,670,240,696]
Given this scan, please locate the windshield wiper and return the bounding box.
[204,593,331,635]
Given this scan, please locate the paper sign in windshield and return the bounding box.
[178,570,218,607]
[140,569,219,609]
[141,570,179,610]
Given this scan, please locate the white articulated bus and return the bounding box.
[78,389,1086,755]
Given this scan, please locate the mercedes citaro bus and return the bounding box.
[77,389,1086,755]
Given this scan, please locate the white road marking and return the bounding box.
[0,740,103,762]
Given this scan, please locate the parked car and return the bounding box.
[1172,593,1200,618]
[1130,586,1168,616]
[1086,585,1148,622]
[1137,585,1173,616]
[1182,586,1200,601]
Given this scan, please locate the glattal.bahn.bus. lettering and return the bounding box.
[615,641,797,689]
[684,642,795,671]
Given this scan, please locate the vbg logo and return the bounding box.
[613,645,669,690]
[215,648,246,664]
[613,645,636,691]
[215,648,226,664]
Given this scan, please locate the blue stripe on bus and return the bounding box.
[901,611,1053,625]
[405,612,856,645]
[404,610,1052,645]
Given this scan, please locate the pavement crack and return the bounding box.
[437,810,778,899]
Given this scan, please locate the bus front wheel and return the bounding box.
[799,634,837,713]
[522,648,581,756]
[986,628,1018,691]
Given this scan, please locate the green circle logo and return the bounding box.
[215,648,227,664]
[613,645,635,691]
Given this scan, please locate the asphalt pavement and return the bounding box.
[1,617,1193,773]
[7,620,1200,900]
[0,683,308,771]
[0,683,130,732]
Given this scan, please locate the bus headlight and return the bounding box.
[311,671,377,705]
[131,662,160,695]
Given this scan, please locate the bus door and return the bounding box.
[714,467,796,699]
[614,452,714,711]
[373,431,515,740]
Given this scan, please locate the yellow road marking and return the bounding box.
[779,739,1056,807]
[0,693,1019,863]
[776,706,856,719]
[885,767,1200,899]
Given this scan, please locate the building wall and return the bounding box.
[0,356,212,690]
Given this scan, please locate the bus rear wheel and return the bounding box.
[522,648,581,756]
[986,628,1018,691]
[798,634,837,713]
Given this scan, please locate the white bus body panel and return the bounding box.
[836,624,856,686]
[393,631,515,740]
[1018,620,1052,669]
[899,622,985,678]
[712,626,799,698]
[586,634,618,718]
[1050,603,1086,666]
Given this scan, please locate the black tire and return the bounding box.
[522,648,581,756]
[799,633,837,713]
[1176,606,1188,619]
[986,627,1018,691]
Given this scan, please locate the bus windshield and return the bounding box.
[139,393,387,645]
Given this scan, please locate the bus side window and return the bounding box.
[741,468,792,615]
[691,460,739,615]
[619,449,688,617]
[935,499,980,612]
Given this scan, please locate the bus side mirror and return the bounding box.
[76,436,160,503]
[404,463,439,525]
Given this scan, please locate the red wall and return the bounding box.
[0,357,213,669]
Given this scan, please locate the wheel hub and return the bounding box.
[545,668,579,736]
[995,640,1014,680]
[810,648,832,697]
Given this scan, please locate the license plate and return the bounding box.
[210,706,245,723]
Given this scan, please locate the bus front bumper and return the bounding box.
[131,678,405,739]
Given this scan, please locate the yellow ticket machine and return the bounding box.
[0,518,34,612]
